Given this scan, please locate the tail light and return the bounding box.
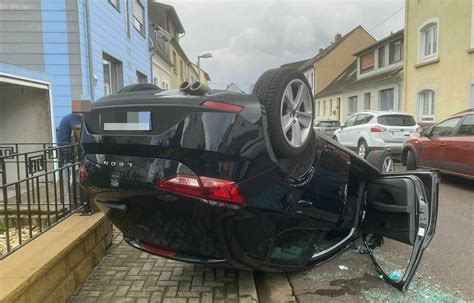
[370,125,387,133]
[201,100,243,113]
[141,242,176,257]
[157,174,245,205]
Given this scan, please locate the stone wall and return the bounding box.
[0,213,112,303]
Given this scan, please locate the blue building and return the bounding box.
[0,0,151,142]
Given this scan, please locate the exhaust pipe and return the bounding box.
[189,81,210,96]
[179,81,192,94]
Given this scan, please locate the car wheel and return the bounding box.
[357,140,368,158]
[333,136,338,142]
[253,68,314,158]
[366,150,395,173]
[406,150,417,171]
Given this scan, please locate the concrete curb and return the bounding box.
[254,272,296,303]
[238,270,259,302]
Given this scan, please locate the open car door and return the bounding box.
[362,170,439,291]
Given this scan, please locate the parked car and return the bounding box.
[79,68,439,292]
[402,109,474,179]
[333,111,421,158]
[313,120,340,136]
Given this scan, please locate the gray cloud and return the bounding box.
[168,0,404,90]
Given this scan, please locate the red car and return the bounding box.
[401,109,474,179]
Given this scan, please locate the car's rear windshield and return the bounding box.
[377,115,416,126]
[316,121,340,127]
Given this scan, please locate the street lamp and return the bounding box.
[197,53,213,80]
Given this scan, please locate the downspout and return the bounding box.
[392,73,402,111]
[85,0,94,100]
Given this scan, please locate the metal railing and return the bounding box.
[0,143,84,259]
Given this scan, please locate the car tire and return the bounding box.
[332,136,338,142]
[253,67,314,158]
[366,150,395,173]
[357,139,369,158]
[118,83,161,94]
[406,150,417,171]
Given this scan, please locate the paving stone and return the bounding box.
[67,228,241,302]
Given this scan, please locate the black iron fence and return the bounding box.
[0,143,85,259]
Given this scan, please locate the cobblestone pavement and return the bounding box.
[68,231,241,303]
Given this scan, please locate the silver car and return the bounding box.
[314,120,341,136]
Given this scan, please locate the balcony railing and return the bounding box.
[0,143,84,259]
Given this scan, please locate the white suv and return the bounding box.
[333,111,421,158]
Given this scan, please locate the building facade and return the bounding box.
[315,30,405,122]
[0,0,151,133]
[281,26,376,118]
[403,0,474,125]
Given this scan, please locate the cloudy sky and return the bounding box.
[166,0,405,91]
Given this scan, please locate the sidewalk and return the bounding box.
[68,230,258,303]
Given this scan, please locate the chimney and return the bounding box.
[334,33,342,42]
[319,48,324,54]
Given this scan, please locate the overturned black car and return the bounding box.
[79,68,439,291]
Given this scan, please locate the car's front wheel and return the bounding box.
[406,150,417,170]
[253,68,314,158]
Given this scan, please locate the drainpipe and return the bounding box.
[85,0,95,100]
[392,74,402,111]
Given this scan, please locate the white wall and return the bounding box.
[152,55,172,89]
[0,84,52,144]
[339,79,404,122]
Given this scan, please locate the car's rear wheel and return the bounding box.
[358,140,368,158]
[406,150,417,170]
[253,68,314,158]
[332,135,338,142]
[366,150,394,173]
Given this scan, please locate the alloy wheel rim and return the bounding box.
[358,143,366,157]
[382,156,395,173]
[280,79,312,148]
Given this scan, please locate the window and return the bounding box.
[137,71,147,83]
[363,92,371,110]
[457,115,474,136]
[344,115,357,127]
[419,22,438,62]
[329,99,333,116]
[379,88,394,111]
[180,60,184,78]
[162,81,169,90]
[153,76,159,87]
[103,53,123,95]
[354,114,368,126]
[109,0,120,11]
[322,100,326,116]
[348,96,358,114]
[378,46,385,68]
[389,40,403,64]
[133,0,145,36]
[430,118,461,137]
[172,51,177,74]
[418,90,436,122]
[360,51,374,73]
[317,101,321,116]
[378,115,416,126]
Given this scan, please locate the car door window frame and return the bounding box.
[427,117,462,137]
[453,114,474,136]
[344,115,357,127]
